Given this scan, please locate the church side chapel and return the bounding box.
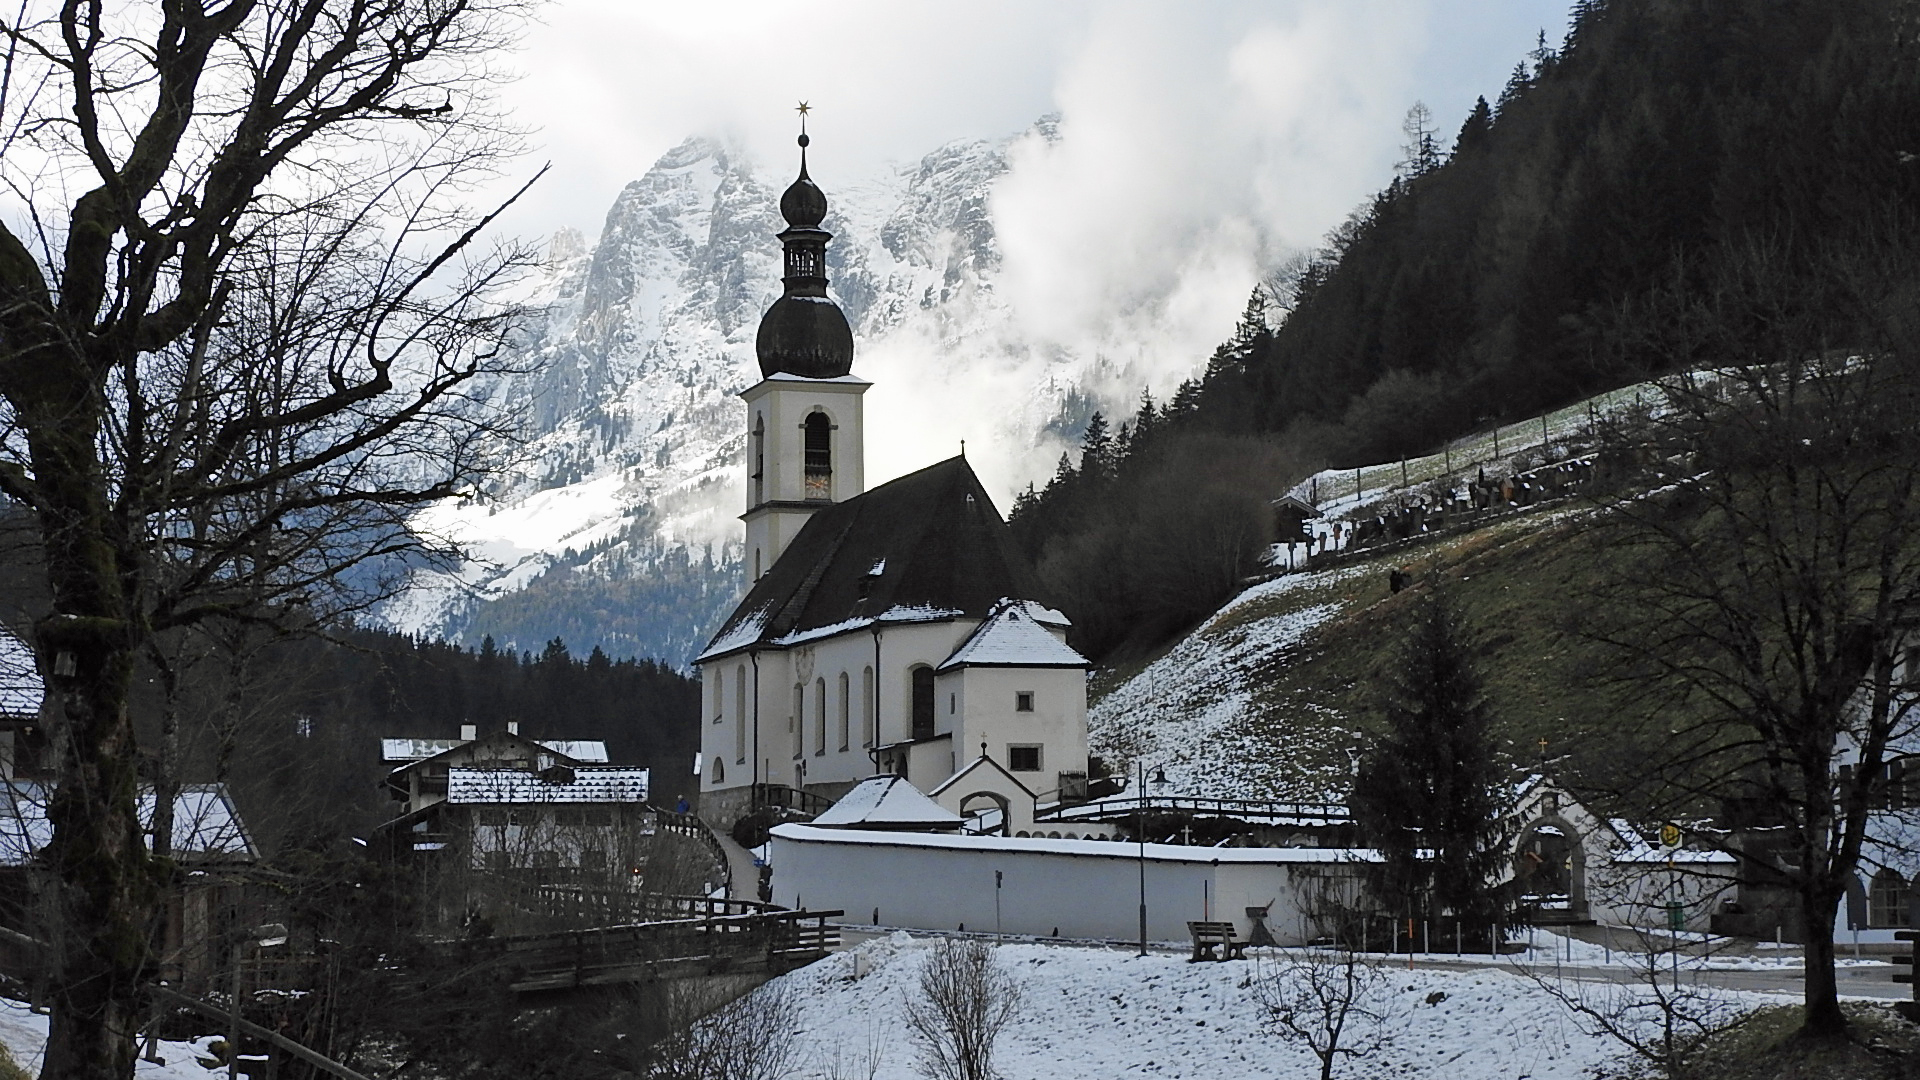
[697,126,1090,831]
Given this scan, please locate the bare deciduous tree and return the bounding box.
[1252,946,1394,1080]
[0,2,542,1075]
[904,937,1024,1080]
[1522,925,1751,1080]
[634,980,799,1080]
[1590,222,1920,1040]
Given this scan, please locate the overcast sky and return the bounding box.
[497,1,1575,247]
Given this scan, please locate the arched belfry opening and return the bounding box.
[804,411,832,499]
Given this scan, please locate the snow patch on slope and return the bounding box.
[1090,564,1373,801]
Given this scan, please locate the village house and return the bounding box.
[695,133,1091,831]
[0,626,259,996]
[376,724,649,875]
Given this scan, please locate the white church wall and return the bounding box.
[950,666,1087,795]
[700,619,991,801]
[741,375,870,580]
[770,823,1374,944]
[1585,857,1737,933]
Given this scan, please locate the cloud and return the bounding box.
[487,1,1573,503]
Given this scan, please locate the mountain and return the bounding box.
[383,117,1209,666]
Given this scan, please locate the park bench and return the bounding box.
[1186,920,1248,962]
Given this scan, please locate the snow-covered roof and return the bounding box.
[938,599,1088,671]
[811,775,962,830]
[774,822,1381,863]
[445,766,649,805]
[381,734,608,765]
[539,741,610,763]
[698,457,1044,662]
[0,782,254,865]
[382,738,463,761]
[0,628,41,718]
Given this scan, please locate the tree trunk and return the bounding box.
[1799,883,1846,1040]
[29,416,156,1080]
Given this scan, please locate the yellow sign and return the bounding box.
[1660,823,1683,848]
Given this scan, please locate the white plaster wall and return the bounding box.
[702,619,984,796]
[951,666,1087,793]
[770,825,1372,944]
[1586,859,1738,933]
[741,376,868,578]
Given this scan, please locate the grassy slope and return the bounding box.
[1089,482,1671,813]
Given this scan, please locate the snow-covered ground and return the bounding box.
[771,931,1796,1080]
[0,1001,222,1079]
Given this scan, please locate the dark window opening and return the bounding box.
[1871,869,1911,928]
[804,412,832,500]
[911,667,935,741]
[1015,691,1035,713]
[1008,745,1042,772]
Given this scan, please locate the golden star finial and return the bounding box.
[796,101,811,135]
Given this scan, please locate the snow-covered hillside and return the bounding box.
[389,119,1247,665]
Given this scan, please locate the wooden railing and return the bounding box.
[752,783,833,817]
[436,907,844,994]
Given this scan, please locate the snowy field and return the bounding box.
[0,1001,220,1079]
[0,930,1843,1079]
[773,931,1797,1080]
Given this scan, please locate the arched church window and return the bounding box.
[734,666,748,763]
[862,667,875,747]
[1871,868,1911,928]
[838,672,850,751]
[791,683,803,759]
[804,411,832,500]
[910,666,935,741]
[814,678,827,755]
[751,414,766,504]
[711,757,724,784]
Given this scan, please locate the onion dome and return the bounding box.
[756,132,854,379]
[779,134,828,228]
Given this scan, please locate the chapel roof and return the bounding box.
[811,774,962,830]
[699,456,1045,662]
[938,599,1088,671]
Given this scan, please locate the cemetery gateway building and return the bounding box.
[696,133,1090,829]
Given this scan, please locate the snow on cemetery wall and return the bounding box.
[770,824,1373,943]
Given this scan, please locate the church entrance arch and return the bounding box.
[1514,816,1587,922]
[958,791,1011,836]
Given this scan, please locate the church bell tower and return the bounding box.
[741,118,869,581]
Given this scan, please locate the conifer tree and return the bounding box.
[1350,590,1514,933]
[1079,413,1113,483]
[1455,97,1494,154]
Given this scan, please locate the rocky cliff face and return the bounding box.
[385,118,1174,666]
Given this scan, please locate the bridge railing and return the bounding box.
[436,906,845,994]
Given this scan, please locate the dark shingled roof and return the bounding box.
[701,457,1042,660]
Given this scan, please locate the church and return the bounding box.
[696,131,1090,831]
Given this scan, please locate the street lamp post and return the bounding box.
[1136,762,1167,958]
